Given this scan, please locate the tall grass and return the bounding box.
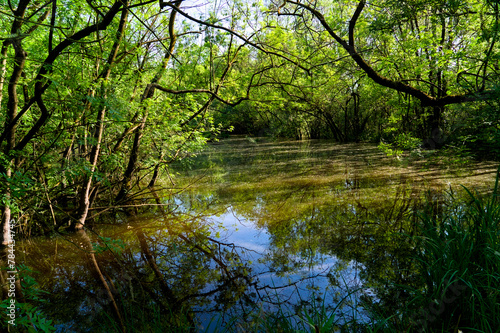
[389,168,500,332]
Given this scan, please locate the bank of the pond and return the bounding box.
[3,137,499,332]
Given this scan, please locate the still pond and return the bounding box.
[16,137,498,331]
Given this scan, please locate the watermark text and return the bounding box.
[6,219,17,326]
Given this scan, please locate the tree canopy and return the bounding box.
[1,0,499,242]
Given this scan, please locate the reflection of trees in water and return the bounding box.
[18,208,326,331]
[260,182,422,296]
[75,230,126,331]
[170,180,432,322]
[16,139,495,330]
[170,148,487,324]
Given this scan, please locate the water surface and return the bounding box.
[17,137,498,331]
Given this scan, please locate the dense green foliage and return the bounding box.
[1,0,500,331]
[214,0,500,151]
[1,0,499,237]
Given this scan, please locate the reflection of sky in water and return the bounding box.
[192,205,366,331]
[21,138,498,332]
[171,138,496,330]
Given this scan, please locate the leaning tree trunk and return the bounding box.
[116,2,180,203]
[72,2,129,230]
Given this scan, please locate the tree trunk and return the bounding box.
[0,44,9,110]
[148,152,164,188]
[116,105,149,202]
[0,186,12,246]
[116,2,180,202]
[72,1,128,230]
[1,1,30,245]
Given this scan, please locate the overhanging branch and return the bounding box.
[285,0,498,107]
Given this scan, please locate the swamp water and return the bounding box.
[16,137,498,332]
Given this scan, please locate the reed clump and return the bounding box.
[380,168,500,332]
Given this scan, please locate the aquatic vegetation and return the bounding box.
[368,168,500,332]
[12,139,499,332]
